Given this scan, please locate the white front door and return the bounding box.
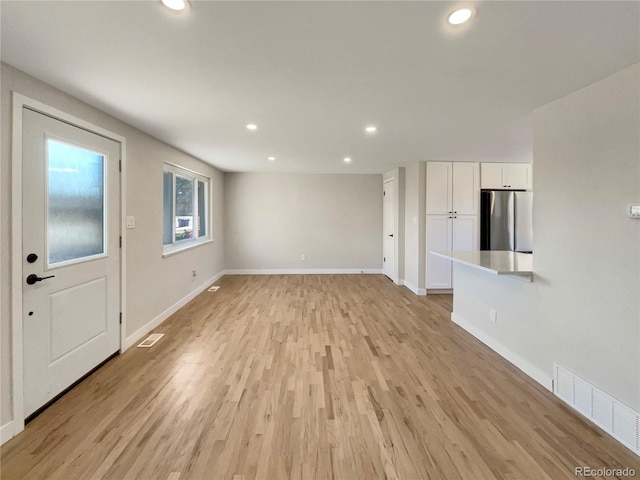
[22,108,121,417]
[383,179,395,280]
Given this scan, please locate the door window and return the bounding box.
[47,138,106,266]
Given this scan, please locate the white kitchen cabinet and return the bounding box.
[481,163,532,190]
[480,164,503,189]
[426,214,478,289]
[426,162,452,214]
[452,215,478,251]
[504,164,532,189]
[426,162,479,215]
[452,163,480,214]
[426,161,480,290]
[426,215,452,289]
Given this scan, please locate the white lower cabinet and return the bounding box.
[452,215,478,251]
[426,215,452,289]
[426,214,478,289]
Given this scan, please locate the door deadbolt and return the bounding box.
[26,253,38,263]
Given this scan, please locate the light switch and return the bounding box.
[126,216,135,229]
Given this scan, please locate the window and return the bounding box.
[163,164,211,255]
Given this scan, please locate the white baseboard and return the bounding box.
[1,421,15,445]
[403,281,426,296]
[451,312,553,391]
[224,268,383,275]
[123,271,225,350]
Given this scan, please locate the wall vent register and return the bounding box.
[553,363,640,456]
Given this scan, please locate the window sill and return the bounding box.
[162,238,213,258]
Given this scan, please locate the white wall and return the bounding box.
[224,173,382,271]
[403,162,426,294]
[0,63,225,427]
[533,64,640,408]
[452,64,640,410]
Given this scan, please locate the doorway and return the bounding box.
[383,179,395,281]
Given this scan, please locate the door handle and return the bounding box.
[26,274,55,285]
[387,234,394,237]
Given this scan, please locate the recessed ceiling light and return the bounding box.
[448,7,474,25]
[365,126,377,134]
[268,156,275,161]
[161,0,188,11]
[343,157,352,163]
[246,124,258,131]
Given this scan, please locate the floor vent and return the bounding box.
[137,333,165,348]
[553,363,640,456]
[208,285,220,292]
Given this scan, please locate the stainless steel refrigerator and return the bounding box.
[480,190,533,253]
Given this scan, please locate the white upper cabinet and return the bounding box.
[426,162,479,215]
[481,163,532,190]
[504,164,532,189]
[480,163,504,189]
[426,162,452,214]
[452,163,480,214]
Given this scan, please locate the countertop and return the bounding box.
[431,250,533,279]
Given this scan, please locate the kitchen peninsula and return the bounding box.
[430,249,551,390]
[432,251,533,282]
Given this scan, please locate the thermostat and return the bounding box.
[628,204,640,218]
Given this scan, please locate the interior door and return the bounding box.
[22,108,121,417]
[383,179,395,280]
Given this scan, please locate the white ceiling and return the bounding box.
[2,1,639,174]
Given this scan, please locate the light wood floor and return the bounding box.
[2,275,638,479]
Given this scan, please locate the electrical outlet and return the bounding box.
[192,270,197,277]
[126,216,135,229]
[489,308,497,323]
[300,254,306,261]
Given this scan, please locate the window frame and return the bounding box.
[162,163,212,257]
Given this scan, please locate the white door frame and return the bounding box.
[9,93,128,439]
